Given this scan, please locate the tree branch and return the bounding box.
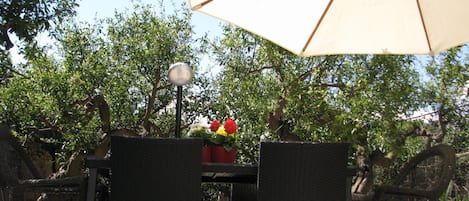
[142,76,160,136]
[319,83,346,90]
[297,58,329,83]
[78,95,111,133]
[247,65,274,74]
[1,22,14,50]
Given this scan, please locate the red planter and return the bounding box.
[211,146,236,163]
[202,146,212,163]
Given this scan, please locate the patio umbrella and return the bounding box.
[188,0,469,56]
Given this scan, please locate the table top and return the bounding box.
[85,157,355,184]
[202,163,257,183]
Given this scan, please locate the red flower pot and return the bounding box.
[211,146,236,163]
[202,146,212,163]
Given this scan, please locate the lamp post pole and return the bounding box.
[168,62,193,138]
[175,85,183,138]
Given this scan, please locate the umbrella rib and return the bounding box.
[416,0,432,53]
[301,0,334,54]
[191,0,213,10]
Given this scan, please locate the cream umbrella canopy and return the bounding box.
[188,0,469,56]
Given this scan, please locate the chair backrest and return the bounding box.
[392,144,456,200]
[110,136,202,201]
[257,141,349,201]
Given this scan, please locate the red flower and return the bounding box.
[209,120,220,132]
[224,118,237,134]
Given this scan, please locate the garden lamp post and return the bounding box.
[168,62,193,138]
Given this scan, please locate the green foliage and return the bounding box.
[0,47,100,165]
[1,1,204,167]
[421,47,469,134]
[211,26,427,162]
[188,125,214,145]
[0,0,78,49]
[0,49,13,85]
[103,3,201,136]
[212,134,237,151]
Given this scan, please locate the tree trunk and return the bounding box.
[142,76,161,136]
[268,97,300,141]
[351,146,374,194]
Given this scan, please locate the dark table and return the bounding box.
[86,157,354,184]
[202,163,257,183]
[85,158,257,183]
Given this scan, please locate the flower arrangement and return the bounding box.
[209,118,237,150]
[188,118,238,163]
[188,123,214,146]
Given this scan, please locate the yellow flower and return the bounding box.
[216,126,228,136]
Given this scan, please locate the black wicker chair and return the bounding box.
[109,135,202,201]
[257,141,349,201]
[351,144,456,201]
